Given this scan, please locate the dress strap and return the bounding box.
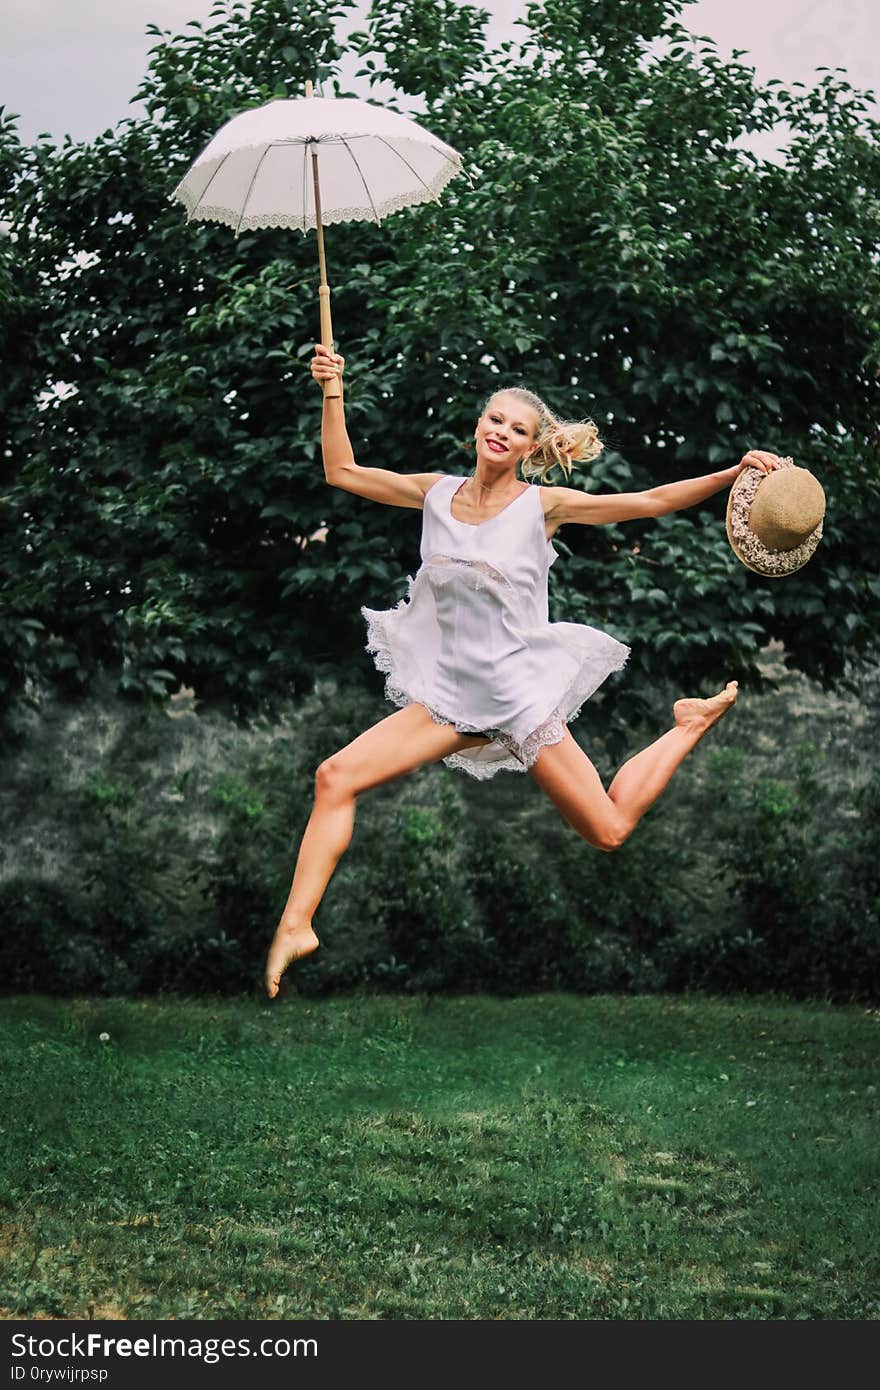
[423,474,452,510]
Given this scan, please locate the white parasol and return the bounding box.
[170,84,466,398]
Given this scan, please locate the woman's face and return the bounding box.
[474,393,539,468]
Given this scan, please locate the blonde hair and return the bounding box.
[480,385,604,484]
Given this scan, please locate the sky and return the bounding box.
[2,0,879,153]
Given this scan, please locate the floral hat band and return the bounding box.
[726,456,826,578]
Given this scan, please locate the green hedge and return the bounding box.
[0,664,877,1001]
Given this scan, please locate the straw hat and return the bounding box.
[726,456,825,578]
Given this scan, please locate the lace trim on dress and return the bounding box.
[441,749,522,780]
[546,630,631,736]
[424,553,511,588]
[361,598,418,713]
[438,711,570,780]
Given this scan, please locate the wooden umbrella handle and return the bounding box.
[315,227,340,402]
[305,84,341,401]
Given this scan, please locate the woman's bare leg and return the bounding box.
[265,704,492,998]
[529,680,738,850]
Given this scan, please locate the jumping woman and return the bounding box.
[265,344,781,998]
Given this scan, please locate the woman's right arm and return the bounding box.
[312,345,443,510]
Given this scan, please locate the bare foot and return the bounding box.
[673,679,739,733]
[265,916,319,999]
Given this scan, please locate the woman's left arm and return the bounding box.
[547,450,783,526]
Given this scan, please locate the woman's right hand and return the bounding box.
[733,449,783,478]
[310,343,344,385]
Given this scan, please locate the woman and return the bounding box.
[265,344,781,998]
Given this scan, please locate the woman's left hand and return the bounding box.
[734,449,784,478]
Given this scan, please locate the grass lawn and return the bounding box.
[0,992,877,1320]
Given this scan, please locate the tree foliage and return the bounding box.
[1,0,878,724]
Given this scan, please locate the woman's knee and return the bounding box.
[596,818,630,852]
[314,755,356,801]
[577,807,631,852]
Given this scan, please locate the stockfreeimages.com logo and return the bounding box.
[11,1332,317,1370]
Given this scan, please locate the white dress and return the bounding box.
[360,473,631,780]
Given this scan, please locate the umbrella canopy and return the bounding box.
[170,95,465,236]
